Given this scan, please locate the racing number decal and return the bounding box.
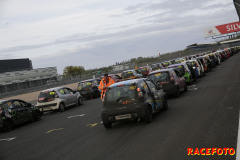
[130,86,136,90]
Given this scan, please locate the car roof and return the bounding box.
[41,87,65,92]
[149,69,172,75]
[168,64,184,68]
[122,69,135,72]
[80,78,100,83]
[109,79,143,88]
[0,99,25,104]
[139,66,149,68]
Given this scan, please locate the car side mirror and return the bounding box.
[72,90,76,94]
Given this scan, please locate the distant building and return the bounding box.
[113,64,130,72]
[0,67,58,93]
[186,43,217,50]
[0,58,33,73]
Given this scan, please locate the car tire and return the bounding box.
[78,97,84,105]
[175,86,180,98]
[103,121,112,128]
[34,111,41,121]
[3,120,13,131]
[59,103,65,112]
[184,84,187,92]
[163,99,168,110]
[144,107,153,123]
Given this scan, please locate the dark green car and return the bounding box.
[0,99,41,131]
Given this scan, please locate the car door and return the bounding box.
[58,88,71,107]
[63,88,74,106]
[19,100,33,121]
[173,70,185,91]
[139,81,155,111]
[12,100,29,123]
[145,80,164,111]
[67,88,78,105]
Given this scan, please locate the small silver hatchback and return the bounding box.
[36,87,83,112]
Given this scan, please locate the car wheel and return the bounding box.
[59,103,65,112]
[34,111,41,121]
[184,84,187,92]
[188,77,192,85]
[3,120,13,131]
[103,121,112,128]
[175,87,180,98]
[163,99,168,110]
[78,97,84,105]
[144,107,153,123]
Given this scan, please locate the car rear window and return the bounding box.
[151,64,158,70]
[39,91,57,98]
[122,71,134,78]
[162,62,169,67]
[78,81,93,90]
[38,91,58,102]
[105,85,137,102]
[148,72,170,83]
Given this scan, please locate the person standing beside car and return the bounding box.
[99,73,115,100]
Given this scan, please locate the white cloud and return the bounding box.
[0,0,238,74]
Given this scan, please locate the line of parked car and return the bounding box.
[100,47,240,128]
[0,47,239,131]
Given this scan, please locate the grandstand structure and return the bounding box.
[0,58,58,94]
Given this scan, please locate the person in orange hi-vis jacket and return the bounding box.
[99,73,115,100]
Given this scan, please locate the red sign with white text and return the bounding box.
[215,21,240,34]
[204,21,240,37]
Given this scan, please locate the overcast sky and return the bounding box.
[0,0,238,74]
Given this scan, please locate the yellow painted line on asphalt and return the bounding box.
[46,128,64,133]
[86,123,98,127]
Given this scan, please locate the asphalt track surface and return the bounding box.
[1,54,240,160]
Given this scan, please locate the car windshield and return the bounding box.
[186,62,193,68]
[105,85,137,102]
[171,66,185,75]
[162,62,169,67]
[148,72,170,83]
[152,64,159,70]
[78,81,93,89]
[38,91,57,98]
[122,71,134,78]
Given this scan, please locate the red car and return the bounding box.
[138,66,152,78]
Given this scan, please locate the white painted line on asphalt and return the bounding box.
[67,114,85,119]
[236,111,240,160]
[0,137,16,142]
